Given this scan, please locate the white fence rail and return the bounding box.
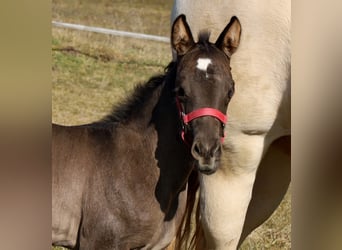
[52,21,170,43]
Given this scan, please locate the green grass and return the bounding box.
[52,0,290,249]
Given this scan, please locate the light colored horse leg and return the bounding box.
[199,171,256,249]
[198,134,266,250]
[238,136,291,246]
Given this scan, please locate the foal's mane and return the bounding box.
[98,62,176,125]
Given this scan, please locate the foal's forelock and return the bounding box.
[197,31,211,48]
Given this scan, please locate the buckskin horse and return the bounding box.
[172,1,291,249]
[52,15,241,249]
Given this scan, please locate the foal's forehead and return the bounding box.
[179,53,230,83]
[181,45,230,73]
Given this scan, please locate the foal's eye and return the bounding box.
[177,87,185,97]
[227,81,235,99]
[228,88,234,99]
[176,87,188,102]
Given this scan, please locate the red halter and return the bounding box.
[176,97,227,145]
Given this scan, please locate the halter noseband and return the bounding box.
[176,97,227,145]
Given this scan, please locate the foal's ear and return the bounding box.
[215,16,241,57]
[171,14,195,56]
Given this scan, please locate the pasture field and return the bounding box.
[52,0,290,249]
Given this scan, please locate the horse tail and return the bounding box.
[173,170,204,250]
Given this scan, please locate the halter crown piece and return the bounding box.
[175,97,227,146]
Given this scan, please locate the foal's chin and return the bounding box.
[196,159,220,175]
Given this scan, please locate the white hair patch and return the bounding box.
[196,58,212,71]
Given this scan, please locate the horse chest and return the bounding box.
[78,129,184,249]
[80,177,181,249]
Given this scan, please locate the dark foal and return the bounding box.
[52,15,241,250]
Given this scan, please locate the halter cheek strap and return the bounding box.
[176,97,227,145]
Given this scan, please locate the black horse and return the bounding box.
[52,15,241,249]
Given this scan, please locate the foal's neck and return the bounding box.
[151,73,194,220]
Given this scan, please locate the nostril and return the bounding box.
[194,143,201,155]
[191,142,202,160]
[213,143,221,157]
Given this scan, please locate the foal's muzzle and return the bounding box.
[191,137,222,175]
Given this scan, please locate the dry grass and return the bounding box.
[52,0,290,249]
[52,33,171,124]
[240,190,291,250]
[52,0,172,125]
